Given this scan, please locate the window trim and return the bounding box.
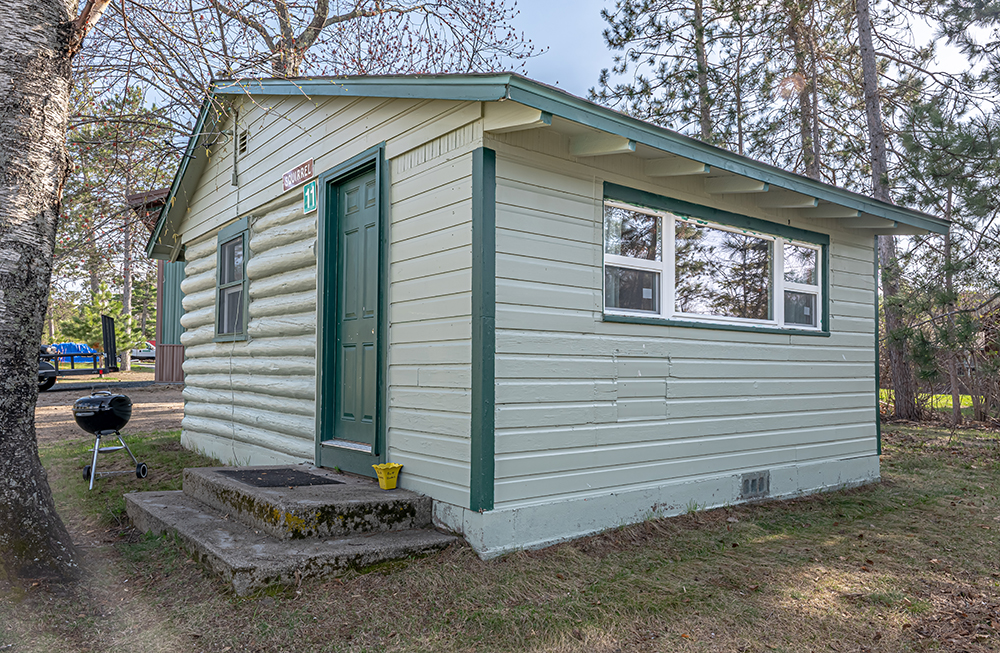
[214,216,250,342]
[603,182,830,337]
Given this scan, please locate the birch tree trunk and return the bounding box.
[0,0,79,581]
[0,0,111,582]
[856,0,919,420]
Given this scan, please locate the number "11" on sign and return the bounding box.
[303,179,317,214]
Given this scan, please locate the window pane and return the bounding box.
[674,221,771,320]
[604,204,661,261]
[220,237,244,285]
[784,290,817,326]
[605,265,659,313]
[218,286,244,334]
[784,243,817,285]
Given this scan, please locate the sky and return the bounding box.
[509,2,972,101]
[511,0,612,98]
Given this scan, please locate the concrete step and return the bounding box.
[125,490,457,596]
[183,466,432,540]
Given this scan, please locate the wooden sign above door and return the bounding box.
[282,159,314,191]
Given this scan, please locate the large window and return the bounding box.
[604,199,824,331]
[215,218,249,341]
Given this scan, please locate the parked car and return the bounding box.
[129,342,156,361]
[38,345,58,391]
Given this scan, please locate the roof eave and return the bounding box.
[147,73,947,254]
[145,88,224,260]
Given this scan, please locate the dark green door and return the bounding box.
[319,168,381,473]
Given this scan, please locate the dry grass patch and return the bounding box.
[1,424,999,652]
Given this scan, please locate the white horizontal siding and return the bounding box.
[180,96,482,246]
[384,125,480,508]
[489,148,878,510]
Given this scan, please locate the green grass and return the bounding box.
[39,430,218,527]
[879,388,974,409]
[4,425,1000,652]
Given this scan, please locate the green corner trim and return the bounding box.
[604,182,830,247]
[874,236,882,456]
[471,147,496,512]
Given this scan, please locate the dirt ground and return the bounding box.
[35,382,184,444]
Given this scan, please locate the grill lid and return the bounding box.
[73,391,132,435]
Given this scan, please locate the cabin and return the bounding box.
[145,74,947,557]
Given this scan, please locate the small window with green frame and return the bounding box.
[215,217,249,341]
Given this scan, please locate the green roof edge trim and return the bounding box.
[148,73,947,257]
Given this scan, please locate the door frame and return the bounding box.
[315,143,389,476]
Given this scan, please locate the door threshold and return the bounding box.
[321,439,373,454]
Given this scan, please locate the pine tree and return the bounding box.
[60,283,147,355]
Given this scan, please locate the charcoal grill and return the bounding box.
[72,391,148,490]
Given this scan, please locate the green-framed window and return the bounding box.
[603,183,829,335]
[215,217,249,342]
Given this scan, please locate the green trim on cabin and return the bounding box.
[148,74,947,259]
[604,182,830,247]
[314,144,388,477]
[218,215,249,242]
[213,216,250,343]
[470,147,496,513]
[874,236,882,456]
[160,260,186,345]
[603,313,830,337]
[822,241,831,333]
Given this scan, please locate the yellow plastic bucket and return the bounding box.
[372,463,402,490]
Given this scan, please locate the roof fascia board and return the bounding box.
[504,81,948,235]
[218,75,514,103]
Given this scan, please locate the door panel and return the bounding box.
[321,167,380,467]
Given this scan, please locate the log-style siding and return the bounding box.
[180,199,318,464]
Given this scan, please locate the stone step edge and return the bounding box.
[125,490,457,596]
[182,466,434,540]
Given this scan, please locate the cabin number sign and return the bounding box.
[303,180,317,214]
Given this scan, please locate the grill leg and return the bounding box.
[88,433,101,491]
[117,432,139,466]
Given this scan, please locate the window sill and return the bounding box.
[603,312,830,337]
[213,333,249,343]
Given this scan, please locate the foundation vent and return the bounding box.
[741,471,770,499]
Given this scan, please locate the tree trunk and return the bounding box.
[693,0,712,141]
[790,0,819,179]
[87,227,99,297]
[121,206,132,371]
[943,198,961,427]
[857,0,918,420]
[0,0,80,581]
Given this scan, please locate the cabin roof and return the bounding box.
[147,73,948,259]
